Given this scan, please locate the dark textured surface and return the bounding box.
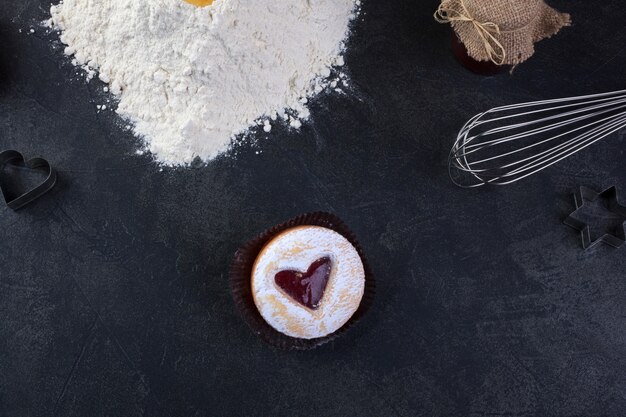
[1,1,625,416]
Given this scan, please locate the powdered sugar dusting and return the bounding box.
[252,226,365,339]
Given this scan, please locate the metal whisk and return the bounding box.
[449,89,626,187]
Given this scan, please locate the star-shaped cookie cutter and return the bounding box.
[564,186,626,249]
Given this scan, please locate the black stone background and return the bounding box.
[1,0,625,416]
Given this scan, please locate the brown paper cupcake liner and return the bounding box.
[230,212,375,350]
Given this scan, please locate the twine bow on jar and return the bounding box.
[434,0,507,65]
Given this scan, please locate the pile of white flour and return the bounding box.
[49,0,359,164]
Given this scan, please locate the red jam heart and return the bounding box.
[274,257,332,310]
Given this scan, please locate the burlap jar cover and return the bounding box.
[435,0,571,65]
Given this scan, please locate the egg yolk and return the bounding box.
[184,0,214,6]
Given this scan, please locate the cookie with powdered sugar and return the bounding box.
[230,212,374,350]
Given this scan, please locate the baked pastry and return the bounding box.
[230,212,374,350]
[251,225,365,339]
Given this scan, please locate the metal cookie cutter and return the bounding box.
[564,186,626,249]
[0,150,58,210]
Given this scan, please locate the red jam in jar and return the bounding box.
[451,31,509,76]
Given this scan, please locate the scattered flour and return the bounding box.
[49,0,359,165]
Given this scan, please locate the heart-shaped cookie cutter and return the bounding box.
[0,150,58,210]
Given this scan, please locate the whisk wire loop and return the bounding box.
[449,90,626,187]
